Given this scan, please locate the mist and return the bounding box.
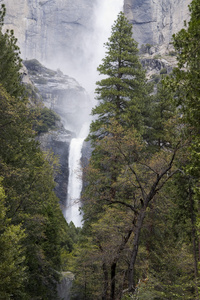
[45,0,124,137]
[4,0,124,135]
[49,0,124,98]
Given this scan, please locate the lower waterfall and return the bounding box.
[65,123,89,227]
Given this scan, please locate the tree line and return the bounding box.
[68,1,200,299]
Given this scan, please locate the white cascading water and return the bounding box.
[65,123,90,227]
[65,0,124,227]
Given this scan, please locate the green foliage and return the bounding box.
[140,43,152,54]
[76,116,182,298]
[24,59,57,77]
[0,5,23,99]
[0,84,65,298]
[134,178,197,299]
[24,83,41,104]
[160,67,167,75]
[0,4,6,27]
[171,0,200,231]
[33,106,60,134]
[171,0,200,131]
[0,181,27,299]
[71,6,200,300]
[145,81,177,150]
[163,0,200,297]
[150,74,160,83]
[89,12,151,144]
[0,5,72,299]
[168,50,177,56]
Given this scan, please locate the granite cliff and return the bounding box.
[3,0,191,61]
[3,0,96,67]
[23,59,91,133]
[124,0,191,51]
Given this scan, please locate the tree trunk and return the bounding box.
[110,262,117,300]
[128,208,146,292]
[189,184,199,299]
[102,263,109,300]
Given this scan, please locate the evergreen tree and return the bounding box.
[71,3,200,300]
[0,181,27,299]
[166,0,200,294]
[145,81,176,151]
[89,12,151,143]
[0,4,23,99]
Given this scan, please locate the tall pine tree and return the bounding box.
[89,12,151,143]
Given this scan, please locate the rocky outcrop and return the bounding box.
[38,129,72,209]
[141,57,173,78]
[124,0,191,50]
[23,59,91,134]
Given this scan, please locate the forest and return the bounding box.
[0,0,199,299]
[0,4,78,300]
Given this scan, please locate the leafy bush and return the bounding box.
[140,43,152,54]
[33,107,60,134]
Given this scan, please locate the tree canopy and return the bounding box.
[89,12,151,143]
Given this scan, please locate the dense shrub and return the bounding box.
[34,107,60,134]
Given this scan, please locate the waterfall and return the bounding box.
[65,0,124,226]
[65,123,89,227]
[65,138,84,227]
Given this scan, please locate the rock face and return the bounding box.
[37,129,72,209]
[124,0,191,49]
[3,0,191,64]
[3,0,96,65]
[23,59,91,133]
[141,57,173,78]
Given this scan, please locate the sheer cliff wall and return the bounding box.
[3,0,191,62]
[124,0,191,50]
[3,0,96,64]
